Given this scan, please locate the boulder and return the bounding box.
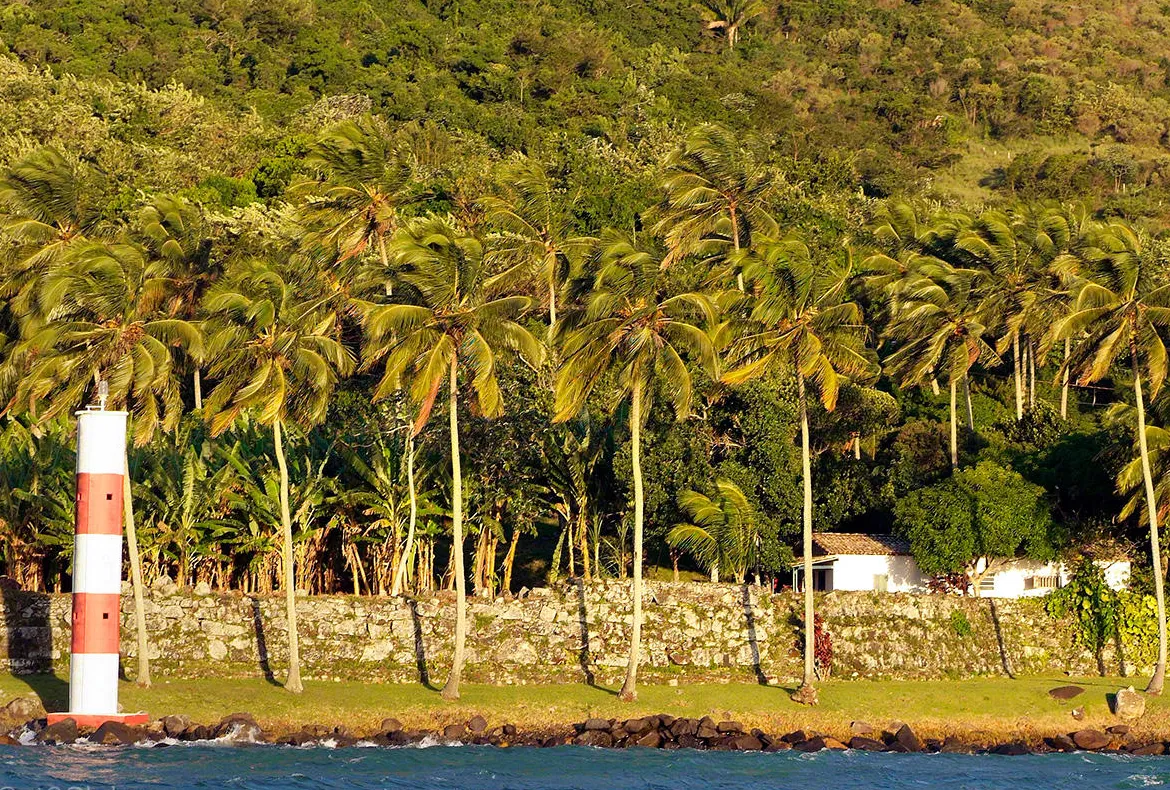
[216,713,262,743]
[161,714,190,739]
[582,718,611,732]
[37,718,78,745]
[467,715,488,735]
[670,718,698,738]
[1111,687,1146,721]
[1071,707,1085,721]
[716,721,744,734]
[90,721,144,746]
[574,730,613,748]
[940,736,972,754]
[634,731,662,748]
[991,741,1030,756]
[1048,685,1084,701]
[624,718,653,735]
[729,735,763,751]
[1,697,44,724]
[441,723,466,740]
[1043,734,1077,752]
[793,737,826,752]
[894,724,925,753]
[850,720,874,736]
[821,737,848,751]
[181,724,213,741]
[782,729,810,744]
[1107,724,1131,735]
[1072,729,1111,751]
[763,739,792,752]
[1129,742,1165,756]
[849,737,885,751]
[379,717,403,734]
[676,733,703,750]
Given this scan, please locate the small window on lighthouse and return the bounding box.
[106,493,113,500]
[102,613,109,619]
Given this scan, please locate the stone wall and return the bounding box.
[0,581,1126,684]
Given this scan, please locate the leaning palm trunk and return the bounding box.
[618,379,644,702]
[1134,363,1168,695]
[122,462,151,687]
[793,373,817,704]
[391,434,417,596]
[964,374,975,430]
[1028,339,1037,408]
[1060,339,1070,420]
[949,378,959,470]
[273,419,302,693]
[441,357,467,700]
[193,369,202,411]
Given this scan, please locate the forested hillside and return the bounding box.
[4,0,1170,220]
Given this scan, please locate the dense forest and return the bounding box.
[3,0,1170,696]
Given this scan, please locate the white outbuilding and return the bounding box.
[791,533,1131,599]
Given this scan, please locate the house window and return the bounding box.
[1025,575,1060,591]
[873,574,888,593]
[979,575,996,594]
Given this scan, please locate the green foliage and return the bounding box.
[895,461,1056,578]
[950,609,973,638]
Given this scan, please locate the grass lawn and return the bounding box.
[2,673,1164,740]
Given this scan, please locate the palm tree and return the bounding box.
[137,195,218,409]
[294,118,417,293]
[202,260,355,693]
[651,124,776,287]
[481,157,595,329]
[667,478,761,583]
[698,0,765,49]
[884,259,996,469]
[360,215,541,700]
[554,232,716,701]
[1054,222,1170,695]
[721,236,875,705]
[0,148,107,317]
[11,239,202,687]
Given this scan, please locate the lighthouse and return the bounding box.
[46,405,148,728]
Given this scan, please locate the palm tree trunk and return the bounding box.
[193,369,202,411]
[1135,364,1168,695]
[618,378,644,702]
[794,372,818,704]
[273,419,302,693]
[1013,332,1023,420]
[731,209,744,292]
[378,234,393,297]
[1029,339,1037,408]
[548,273,557,329]
[964,373,975,430]
[930,378,940,397]
[441,356,467,701]
[392,433,418,596]
[122,459,151,687]
[578,512,591,582]
[502,525,520,593]
[949,378,959,470]
[1061,338,1070,420]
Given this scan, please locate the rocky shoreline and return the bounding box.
[0,702,1165,756]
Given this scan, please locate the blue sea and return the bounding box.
[2,743,1168,790]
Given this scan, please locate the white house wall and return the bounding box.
[827,554,925,593]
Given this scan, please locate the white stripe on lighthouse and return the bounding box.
[69,653,120,715]
[72,535,124,594]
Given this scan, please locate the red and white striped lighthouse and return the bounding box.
[47,407,148,728]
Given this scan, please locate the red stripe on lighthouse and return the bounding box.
[70,593,121,654]
[75,474,124,535]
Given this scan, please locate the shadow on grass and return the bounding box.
[409,598,435,691]
[3,589,67,710]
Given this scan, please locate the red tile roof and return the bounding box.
[809,533,910,557]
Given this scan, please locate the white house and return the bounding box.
[791,532,1131,599]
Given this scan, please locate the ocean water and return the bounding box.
[2,743,1168,790]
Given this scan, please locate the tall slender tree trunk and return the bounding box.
[731,209,744,292]
[193,369,202,411]
[618,378,644,702]
[502,525,520,593]
[578,512,591,582]
[122,456,151,687]
[793,373,818,705]
[441,356,467,701]
[1013,332,1023,420]
[392,434,418,596]
[930,378,940,397]
[378,234,393,297]
[548,259,558,329]
[1028,339,1037,408]
[1061,338,1070,420]
[964,374,975,430]
[273,418,302,693]
[949,378,959,470]
[1135,363,1168,695]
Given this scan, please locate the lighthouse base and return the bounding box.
[47,712,150,728]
